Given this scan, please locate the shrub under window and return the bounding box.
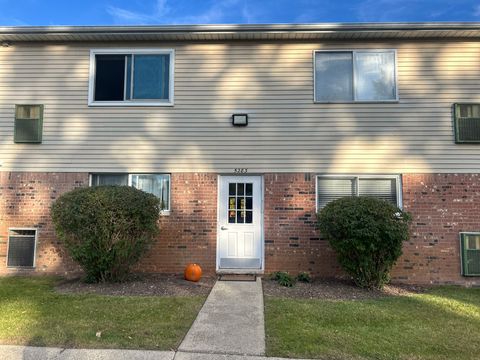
[51,186,160,282]
[317,196,411,289]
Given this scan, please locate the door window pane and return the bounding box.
[237,183,245,196]
[227,182,254,224]
[94,55,126,101]
[133,54,170,100]
[246,197,253,210]
[246,211,253,224]
[237,211,244,223]
[355,52,396,101]
[315,52,353,102]
[131,174,170,210]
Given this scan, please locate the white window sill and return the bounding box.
[313,100,399,104]
[88,101,174,107]
[160,210,171,216]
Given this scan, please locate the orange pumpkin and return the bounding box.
[184,263,202,282]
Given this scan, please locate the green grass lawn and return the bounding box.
[0,277,205,350]
[265,287,480,360]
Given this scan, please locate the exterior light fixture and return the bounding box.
[232,113,248,126]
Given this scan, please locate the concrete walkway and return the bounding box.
[178,277,265,356]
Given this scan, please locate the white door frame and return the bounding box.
[216,175,264,273]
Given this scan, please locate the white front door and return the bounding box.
[217,176,263,270]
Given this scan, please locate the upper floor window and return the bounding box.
[88,49,174,106]
[314,50,397,103]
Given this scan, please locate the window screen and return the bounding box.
[358,178,397,205]
[7,229,36,267]
[354,52,396,101]
[317,177,356,209]
[131,174,170,210]
[133,55,170,100]
[315,52,353,102]
[91,173,128,186]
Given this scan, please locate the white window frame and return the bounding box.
[6,228,38,269]
[88,48,175,107]
[89,173,171,215]
[313,49,399,103]
[315,174,403,212]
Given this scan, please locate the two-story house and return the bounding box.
[1,23,479,284]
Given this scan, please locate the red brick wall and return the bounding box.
[263,173,342,276]
[0,172,87,275]
[392,173,480,285]
[135,173,217,274]
[0,172,218,276]
[1,171,479,285]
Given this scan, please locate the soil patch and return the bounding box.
[55,274,215,297]
[262,277,428,300]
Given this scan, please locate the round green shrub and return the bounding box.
[317,196,411,289]
[51,186,160,283]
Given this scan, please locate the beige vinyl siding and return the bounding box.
[0,40,480,173]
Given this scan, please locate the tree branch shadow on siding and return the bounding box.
[2,39,480,279]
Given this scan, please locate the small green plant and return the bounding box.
[271,271,296,287]
[51,185,160,283]
[296,272,312,283]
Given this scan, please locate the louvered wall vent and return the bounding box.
[14,105,43,143]
[7,229,37,267]
[454,104,480,143]
[460,232,480,276]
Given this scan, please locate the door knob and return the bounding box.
[221,226,229,230]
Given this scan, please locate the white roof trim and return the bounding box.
[1,22,480,42]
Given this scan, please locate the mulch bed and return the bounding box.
[262,277,428,300]
[55,274,216,297]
